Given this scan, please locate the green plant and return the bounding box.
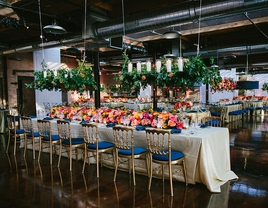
[109,85,119,93]
[25,59,97,94]
[100,85,106,92]
[114,51,222,93]
[262,82,268,92]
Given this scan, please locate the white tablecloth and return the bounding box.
[24,118,238,193]
[127,103,153,111]
[210,104,242,123]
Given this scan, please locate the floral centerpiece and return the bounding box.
[210,77,237,93]
[174,100,193,109]
[49,106,184,129]
[74,97,95,104]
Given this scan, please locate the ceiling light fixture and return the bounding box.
[8,54,22,61]
[162,29,182,39]
[43,19,66,35]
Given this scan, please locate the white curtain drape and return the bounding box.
[33,48,62,114]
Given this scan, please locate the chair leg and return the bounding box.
[183,160,188,186]
[57,142,62,167]
[162,164,165,181]
[24,135,27,158]
[75,148,78,161]
[50,141,52,165]
[128,158,131,174]
[38,139,42,162]
[146,154,149,177]
[148,153,153,190]
[33,137,35,160]
[100,153,103,167]
[132,156,136,186]
[96,151,99,178]
[113,149,118,182]
[82,146,87,174]
[70,146,72,171]
[169,162,173,196]
[54,144,57,155]
[13,134,17,155]
[6,132,11,153]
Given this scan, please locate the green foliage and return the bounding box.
[109,85,119,93]
[262,82,268,92]
[25,59,97,94]
[114,51,222,93]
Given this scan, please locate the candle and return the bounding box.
[146,60,151,72]
[43,70,47,78]
[178,57,183,72]
[128,62,132,72]
[54,70,57,76]
[137,61,141,73]
[156,60,161,72]
[166,58,171,73]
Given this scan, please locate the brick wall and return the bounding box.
[6,52,34,108]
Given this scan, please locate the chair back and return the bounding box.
[184,115,192,124]
[220,106,226,121]
[57,120,71,142]
[21,116,33,134]
[203,116,222,127]
[82,123,98,145]
[6,115,16,131]
[37,120,51,138]
[113,126,133,150]
[146,129,171,157]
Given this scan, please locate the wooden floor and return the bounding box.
[1,114,268,207]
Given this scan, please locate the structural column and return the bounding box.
[93,51,100,108]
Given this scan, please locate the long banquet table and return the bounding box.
[23,118,238,193]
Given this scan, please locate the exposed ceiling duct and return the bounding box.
[183,44,268,58]
[93,0,268,39]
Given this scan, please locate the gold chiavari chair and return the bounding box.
[203,116,222,127]
[21,116,40,159]
[37,120,60,164]
[82,123,115,177]
[57,120,84,171]
[113,126,148,186]
[6,115,24,155]
[146,129,187,196]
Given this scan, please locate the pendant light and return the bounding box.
[163,29,182,39]
[178,36,183,72]
[43,19,66,35]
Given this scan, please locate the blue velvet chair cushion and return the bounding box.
[208,119,221,126]
[62,138,84,145]
[256,107,265,110]
[229,111,240,115]
[64,119,72,122]
[152,150,184,161]
[28,132,39,137]
[247,107,254,110]
[28,115,37,118]
[136,126,145,131]
[80,121,89,124]
[88,142,114,150]
[42,135,60,141]
[11,129,24,134]
[118,147,147,155]
[106,123,116,127]
[171,129,181,134]
[43,117,53,120]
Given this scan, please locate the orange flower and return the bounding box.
[168,120,176,127]
[81,74,86,78]
[170,73,173,77]
[47,75,51,78]
[118,72,121,75]
[37,81,40,85]
[142,76,146,80]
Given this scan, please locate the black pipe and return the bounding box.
[93,52,100,108]
[3,56,8,108]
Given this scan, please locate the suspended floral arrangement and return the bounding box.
[262,82,268,92]
[210,77,237,93]
[25,59,97,94]
[174,100,193,109]
[114,51,222,93]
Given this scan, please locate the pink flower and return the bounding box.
[168,120,176,127]
[169,115,177,122]
[131,119,140,126]
[151,119,157,127]
[141,119,147,126]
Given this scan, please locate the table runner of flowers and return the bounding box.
[49,107,183,129]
